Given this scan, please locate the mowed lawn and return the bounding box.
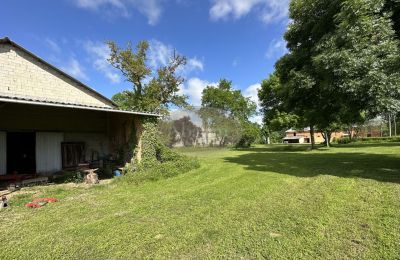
[1,144,400,259]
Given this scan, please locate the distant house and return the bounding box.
[283,128,349,144]
[0,37,158,177]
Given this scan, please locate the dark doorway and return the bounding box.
[7,132,36,174]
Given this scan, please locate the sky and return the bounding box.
[0,0,289,118]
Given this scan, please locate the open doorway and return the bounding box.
[7,132,36,174]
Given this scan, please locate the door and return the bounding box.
[7,132,36,174]
[36,132,63,174]
[61,142,85,169]
[0,132,6,175]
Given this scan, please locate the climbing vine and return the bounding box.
[120,117,200,185]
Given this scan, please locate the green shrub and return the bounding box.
[337,137,352,144]
[336,136,400,145]
[115,117,200,185]
[116,146,199,185]
[53,171,84,184]
[355,136,400,143]
[236,123,260,148]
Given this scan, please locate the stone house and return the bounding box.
[0,37,158,178]
[283,128,349,144]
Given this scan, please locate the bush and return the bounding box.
[236,122,261,148]
[355,136,400,143]
[116,147,199,185]
[53,171,84,184]
[115,117,200,185]
[337,137,352,144]
[336,136,400,145]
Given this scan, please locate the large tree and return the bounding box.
[385,0,400,38]
[263,0,400,148]
[200,79,257,147]
[107,40,188,113]
[258,74,299,141]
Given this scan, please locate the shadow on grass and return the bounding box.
[225,145,400,183]
[331,142,400,149]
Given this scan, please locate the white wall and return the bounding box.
[0,132,6,175]
[36,132,63,174]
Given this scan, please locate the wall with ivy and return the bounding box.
[119,116,200,185]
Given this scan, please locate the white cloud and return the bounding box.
[265,38,287,59]
[186,57,204,73]
[148,40,173,68]
[244,83,261,106]
[232,59,239,67]
[149,40,204,75]
[71,0,163,25]
[83,41,121,84]
[209,0,289,24]
[250,114,263,124]
[179,78,218,106]
[244,83,262,124]
[45,38,61,53]
[61,58,89,81]
[135,0,163,25]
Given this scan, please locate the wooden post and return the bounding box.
[134,116,143,163]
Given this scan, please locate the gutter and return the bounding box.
[0,97,161,117]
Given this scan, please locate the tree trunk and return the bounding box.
[394,115,397,136]
[310,125,316,149]
[325,131,330,148]
[389,114,392,137]
[347,125,353,141]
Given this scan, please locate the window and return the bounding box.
[61,142,85,169]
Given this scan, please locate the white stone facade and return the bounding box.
[0,43,113,108]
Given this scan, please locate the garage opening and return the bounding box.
[7,132,36,174]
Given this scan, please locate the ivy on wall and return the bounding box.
[119,116,200,185]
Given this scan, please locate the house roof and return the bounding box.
[0,37,160,117]
[0,95,161,117]
[283,136,304,140]
[286,127,311,133]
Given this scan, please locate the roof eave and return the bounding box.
[0,97,161,117]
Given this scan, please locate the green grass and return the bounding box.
[1,143,400,259]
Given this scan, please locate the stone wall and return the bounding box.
[0,43,113,108]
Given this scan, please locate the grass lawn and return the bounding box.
[1,143,400,259]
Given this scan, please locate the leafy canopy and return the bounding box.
[200,79,258,147]
[107,40,188,113]
[260,0,400,136]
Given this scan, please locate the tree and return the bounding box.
[385,0,400,38]
[171,116,202,147]
[237,122,261,148]
[314,0,400,116]
[201,79,257,122]
[200,79,257,147]
[264,0,400,148]
[108,40,188,113]
[258,74,299,128]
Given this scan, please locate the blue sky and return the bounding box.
[0,0,288,109]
